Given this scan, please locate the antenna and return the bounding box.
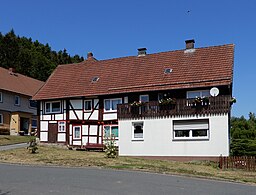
[210,87,219,97]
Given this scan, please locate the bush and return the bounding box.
[104,137,118,158]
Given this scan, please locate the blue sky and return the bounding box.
[1,0,255,117]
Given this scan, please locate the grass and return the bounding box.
[0,135,34,146]
[0,145,256,184]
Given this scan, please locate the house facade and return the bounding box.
[0,67,44,135]
[33,40,235,158]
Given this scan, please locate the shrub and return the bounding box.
[27,138,38,154]
[104,137,118,158]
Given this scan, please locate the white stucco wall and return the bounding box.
[119,114,229,157]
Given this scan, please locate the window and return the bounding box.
[173,119,209,140]
[32,119,37,129]
[139,95,149,102]
[29,100,37,108]
[0,114,3,124]
[132,122,144,140]
[15,95,20,106]
[0,92,2,103]
[73,126,81,139]
[45,101,61,113]
[84,100,92,111]
[104,126,118,138]
[187,90,210,99]
[104,98,122,111]
[58,121,65,132]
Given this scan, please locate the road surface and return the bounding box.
[0,163,255,195]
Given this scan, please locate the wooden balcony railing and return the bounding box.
[117,95,232,120]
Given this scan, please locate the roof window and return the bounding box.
[164,68,173,74]
[91,76,99,83]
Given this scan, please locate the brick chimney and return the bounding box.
[87,52,93,59]
[185,39,195,49]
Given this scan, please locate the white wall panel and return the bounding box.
[40,121,48,131]
[73,141,81,146]
[49,121,57,124]
[93,99,99,109]
[43,115,51,120]
[89,137,97,144]
[103,113,117,120]
[58,134,66,142]
[55,114,64,120]
[40,132,48,141]
[82,137,88,145]
[82,125,89,135]
[90,125,98,135]
[69,136,72,145]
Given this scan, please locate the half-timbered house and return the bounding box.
[33,40,235,159]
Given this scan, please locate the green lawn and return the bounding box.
[0,144,256,184]
[0,135,34,146]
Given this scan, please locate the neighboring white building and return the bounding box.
[33,40,235,160]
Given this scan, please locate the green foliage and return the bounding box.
[27,138,38,154]
[230,112,256,156]
[104,137,118,158]
[0,29,84,81]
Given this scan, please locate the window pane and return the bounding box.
[46,103,51,113]
[111,126,118,137]
[140,95,149,102]
[187,91,200,99]
[0,114,3,124]
[32,119,37,128]
[74,127,80,138]
[104,126,110,137]
[105,100,110,111]
[134,125,143,138]
[15,96,20,105]
[52,102,61,112]
[192,129,207,137]
[30,100,37,108]
[202,90,210,97]
[84,100,92,110]
[112,99,121,110]
[0,92,2,102]
[175,130,190,137]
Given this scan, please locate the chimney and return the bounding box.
[137,48,147,56]
[185,39,195,49]
[9,68,16,74]
[87,52,93,59]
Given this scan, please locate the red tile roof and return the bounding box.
[33,44,234,100]
[0,67,44,97]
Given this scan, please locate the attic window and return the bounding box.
[91,77,99,83]
[164,68,172,74]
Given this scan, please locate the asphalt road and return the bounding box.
[0,143,29,151]
[0,163,255,195]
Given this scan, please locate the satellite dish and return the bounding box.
[210,87,219,97]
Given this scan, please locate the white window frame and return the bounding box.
[73,126,81,139]
[15,95,20,106]
[0,114,3,124]
[132,122,144,141]
[139,94,149,102]
[186,90,210,99]
[0,92,2,103]
[173,119,209,140]
[104,98,122,112]
[84,100,92,111]
[45,101,61,114]
[58,121,66,132]
[104,125,119,138]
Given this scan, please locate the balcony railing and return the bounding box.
[117,95,232,120]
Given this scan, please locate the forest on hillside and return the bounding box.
[230,112,256,156]
[0,29,84,81]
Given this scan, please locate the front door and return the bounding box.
[20,117,29,135]
[48,123,58,143]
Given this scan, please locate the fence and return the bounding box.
[219,156,256,171]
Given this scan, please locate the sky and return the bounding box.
[0,0,256,118]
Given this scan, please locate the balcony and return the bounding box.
[117,95,232,120]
